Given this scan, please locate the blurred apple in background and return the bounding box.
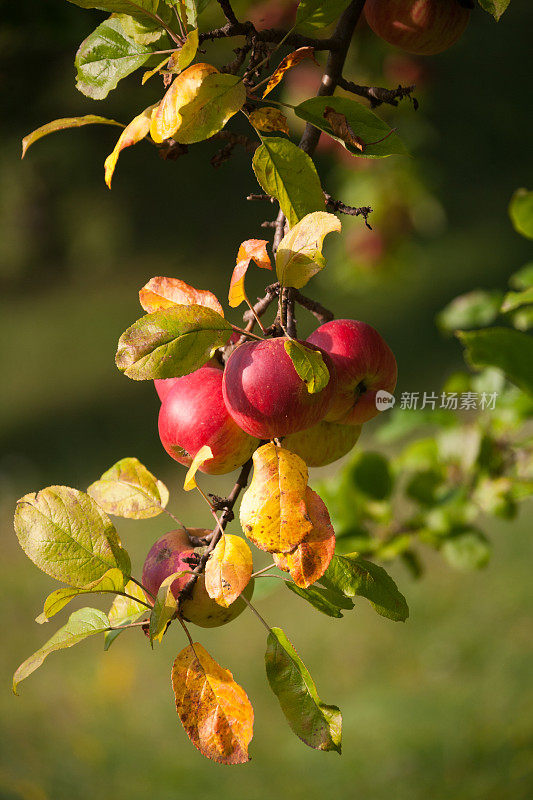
[364,0,470,55]
[284,420,362,467]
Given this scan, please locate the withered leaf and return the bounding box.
[262,47,317,99]
[139,276,224,316]
[172,642,254,764]
[228,239,272,308]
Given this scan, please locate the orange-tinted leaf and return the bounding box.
[139,276,224,316]
[184,445,213,490]
[205,534,253,607]
[172,642,254,764]
[262,47,317,99]
[274,488,335,588]
[228,239,272,308]
[22,115,122,158]
[239,443,312,553]
[104,104,156,188]
[249,107,290,135]
[150,62,218,143]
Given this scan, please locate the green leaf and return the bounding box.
[163,0,213,27]
[284,581,354,617]
[284,340,330,394]
[510,305,533,332]
[173,72,246,144]
[295,96,408,159]
[14,486,131,588]
[67,0,160,19]
[347,451,393,501]
[477,0,511,21]
[115,304,232,380]
[265,627,342,752]
[88,457,169,519]
[321,554,409,622]
[21,115,122,158]
[75,16,169,100]
[105,580,150,649]
[275,211,341,289]
[295,0,352,29]
[501,287,533,313]
[405,469,445,506]
[437,290,503,333]
[509,188,533,240]
[113,12,168,44]
[149,572,184,644]
[441,529,491,570]
[36,568,125,624]
[174,27,199,71]
[458,327,533,395]
[13,608,110,694]
[252,137,325,228]
[509,262,533,290]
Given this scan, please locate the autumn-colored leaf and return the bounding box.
[205,534,253,607]
[228,239,272,308]
[262,47,317,98]
[36,568,125,624]
[249,107,290,135]
[104,104,156,187]
[87,456,169,519]
[105,580,150,650]
[184,445,213,490]
[150,62,218,143]
[273,488,335,588]
[149,571,185,643]
[276,211,341,289]
[322,105,365,150]
[139,276,224,316]
[21,115,122,158]
[169,28,199,72]
[174,71,246,144]
[239,443,312,553]
[172,642,254,764]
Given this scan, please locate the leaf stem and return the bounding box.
[230,323,265,341]
[251,563,277,578]
[240,593,272,633]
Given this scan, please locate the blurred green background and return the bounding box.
[1,1,532,798]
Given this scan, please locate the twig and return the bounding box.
[200,21,338,52]
[292,289,334,324]
[247,193,276,203]
[338,77,418,109]
[324,193,373,229]
[217,0,239,25]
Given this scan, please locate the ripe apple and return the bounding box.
[283,420,362,467]
[158,366,258,474]
[364,0,470,55]
[307,319,397,425]
[222,337,337,439]
[142,530,253,628]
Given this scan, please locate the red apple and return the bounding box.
[284,420,362,467]
[364,0,470,55]
[307,320,397,425]
[142,530,253,628]
[158,366,258,474]
[222,337,337,439]
[154,357,222,402]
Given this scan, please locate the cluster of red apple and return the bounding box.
[143,318,396,626]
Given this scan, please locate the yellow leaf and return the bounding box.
[249,107,290,136]
[228,239,272,308]
[276,211,341,289]
[273,488,335,588]
[239,443,312,553]
[104,104,156,188]
[173,72,246,144]
[150,62,218,144]
[142,56,171,85]
[22,115,122,159]
[261,47,317,99]
[170,28,199,72]
[205,534,253,607]
[172,642,254,764]
[139,276,224,316]
[184,445,213,491]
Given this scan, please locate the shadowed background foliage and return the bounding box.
[1,1,532,798]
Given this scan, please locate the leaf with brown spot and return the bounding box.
[139,276,224,316]
[274,488,335,588]
[322,105,364,150]
[239,443,312,553]
[150,62,218,143]
[104,104,156,187]
[249,107,290,136]
[172,642,254,764]
[205,534,253,607]
[262,47,317,98]
[228,239,272,309]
